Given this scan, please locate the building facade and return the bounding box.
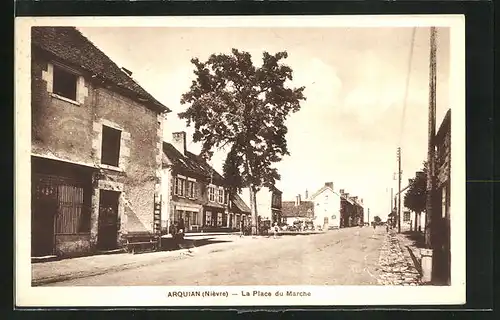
[433,109,451,285]
[228,193,252,230]
[31,27,169,257]
[161,132,232,233]
[281,195,314,226]
[308,182,343,230]
[339,189,365,228]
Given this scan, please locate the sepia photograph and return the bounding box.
[15,15,465,307]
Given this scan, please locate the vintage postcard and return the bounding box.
[15,15,465,307]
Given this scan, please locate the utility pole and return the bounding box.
[390,187,394,227]
[397,147,402,233]
[425,26,437,248]
[367,208,370,226]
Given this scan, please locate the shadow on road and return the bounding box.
[160,238,232,251]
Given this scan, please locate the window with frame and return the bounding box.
[53,64,78,101]
[217,212,223,226]
[208,186,216,202]
[187,180,196,199]
[217,188,224,204]
[205,211,212,226]
[101,125,121,167]
[175,177,186,197]
[404,212,411,222]
[193,212,198,225]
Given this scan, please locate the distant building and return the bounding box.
[309,182,366,229]
[228,192,252,230]
[281,194,314,225]
[397,178,426,232]
[30,27,170,257]
[338,191,364,228]
[240,186,282,224]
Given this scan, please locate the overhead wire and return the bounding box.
[398,27,417,149]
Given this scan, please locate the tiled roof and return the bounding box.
[232,193,251,214]
[31,26,170,113]
[281,201,314,218]
[162,142,225,183]
[342,196,355,205]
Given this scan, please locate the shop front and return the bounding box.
[172,204,202,232]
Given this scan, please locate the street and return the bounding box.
[44,227,386,286]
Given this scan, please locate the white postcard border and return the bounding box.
[15,15,466,307]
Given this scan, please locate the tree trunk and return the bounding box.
[416,211,421,232]
[249,185,258,236]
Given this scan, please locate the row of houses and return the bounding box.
[281,182,365,230]
[29,27,269,258]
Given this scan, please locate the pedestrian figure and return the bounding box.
[239,220,244,237]
[273,222,279,239]
[373,222,376,230]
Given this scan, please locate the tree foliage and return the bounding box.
[404,161,428,214]
[179,48,306,190]
[374,216,382,223]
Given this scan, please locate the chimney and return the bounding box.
[172,132,187,156]
[305,189,309,199]
[121,67,133,77]
[295,194,301,206]
[325,182,334,190]
[339,189,345,195]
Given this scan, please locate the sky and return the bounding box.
[78,26,450,221]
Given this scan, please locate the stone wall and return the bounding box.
[32,52,164,252]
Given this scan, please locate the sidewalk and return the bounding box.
[31,234,258,286]
[376,229,422,285]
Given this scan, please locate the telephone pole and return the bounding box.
[425,26,437,247]
[390,187,393,227]
[397,147,402,233]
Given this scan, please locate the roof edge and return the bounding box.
[32,36,171,114]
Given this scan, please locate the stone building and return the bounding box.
[30,27,170,257]
[433,108,451,284]
[161,132,232,233]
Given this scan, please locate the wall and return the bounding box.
[313,188,341,228]
[32,55,93,163]
[160,168,171,231]
[32,53,163,250]
[55,234,91,256]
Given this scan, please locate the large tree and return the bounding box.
[179,49,306,235]
[404,161,428,232]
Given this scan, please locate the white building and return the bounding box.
[307,182,342,230]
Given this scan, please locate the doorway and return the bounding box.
[97,190,120,250]
[32,176,57,256]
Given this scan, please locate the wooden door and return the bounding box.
[98,190,120,250]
